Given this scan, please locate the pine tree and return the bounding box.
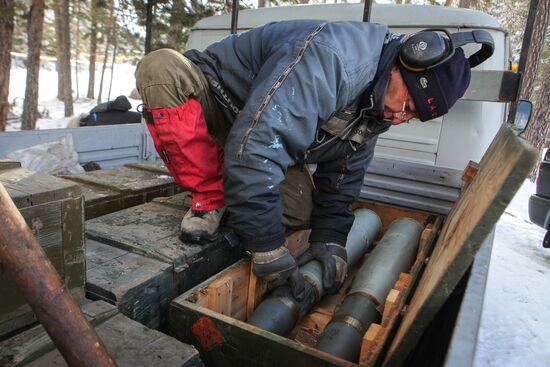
[0,0,15,131]
[21,0,45,130]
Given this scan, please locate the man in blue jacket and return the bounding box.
[136,20,479,299]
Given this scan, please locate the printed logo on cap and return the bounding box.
[420,77,428,89]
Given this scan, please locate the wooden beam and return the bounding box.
[208,277,234,316]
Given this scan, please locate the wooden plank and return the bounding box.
[85,202,191,264]
[360,324,383,365]
[384,126,538,366]
[62,197,86,291]
[151,192,192,210]
[124,162,171,175]
[208,278,234,316]
[360,274,412,367]
[63,165,175,194]
[246,265,259,320]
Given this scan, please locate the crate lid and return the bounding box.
[0,167,82,208]
[384,125,538,365]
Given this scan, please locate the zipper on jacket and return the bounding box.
[237,23,327,159]
[335,154,351,190]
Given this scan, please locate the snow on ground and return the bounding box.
[474,180,550,367]
[7,61,141,131]
[6,64,550,366]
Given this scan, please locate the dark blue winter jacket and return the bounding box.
[185,20,390,252]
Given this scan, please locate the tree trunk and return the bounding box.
[458,0,470,8]
[87,0,98,99]
[107,41,117,102]
[97,0,115,104]
[519,0,549,100]
[444,0,453,6]
[74,0,80,100]
[60,0,73,116]
[97,42,109,104]
[525,68,550,158]
[21,0,45,130]
[0,0,15,131]
[168,0,185,48]
[54,1,65,101]
[258,0,266,7]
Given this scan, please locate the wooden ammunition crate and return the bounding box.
[84,196,243,329]
[167,126,537,366]
[0,301,203,367]
[0,167,85,338]
[168,204,440,367]
[61,163,183,219]
[86,239,174,329]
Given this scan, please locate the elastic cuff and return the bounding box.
[239,231,286,252]
[309,229,347,247]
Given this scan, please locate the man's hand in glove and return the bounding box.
[297,242,347,294]
[251,246,305,300]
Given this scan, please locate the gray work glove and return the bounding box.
[297,242,348,294]
[251,246,305,301]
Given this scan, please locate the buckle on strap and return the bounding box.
[139,104,155,125]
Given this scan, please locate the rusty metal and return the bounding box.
[0,183,117,367]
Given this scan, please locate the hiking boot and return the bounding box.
[180,207,226,244]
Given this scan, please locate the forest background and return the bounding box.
[0,0,548,156]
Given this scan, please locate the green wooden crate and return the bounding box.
[0,159,21,171]
[61,163,183,219]
[85,199,243,330]
[86,239,174,329]
[0,300,203,367]
[0,168,85,338]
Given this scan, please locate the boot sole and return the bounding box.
[179,231,218,245]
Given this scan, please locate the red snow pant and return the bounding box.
[145,100,225,211]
